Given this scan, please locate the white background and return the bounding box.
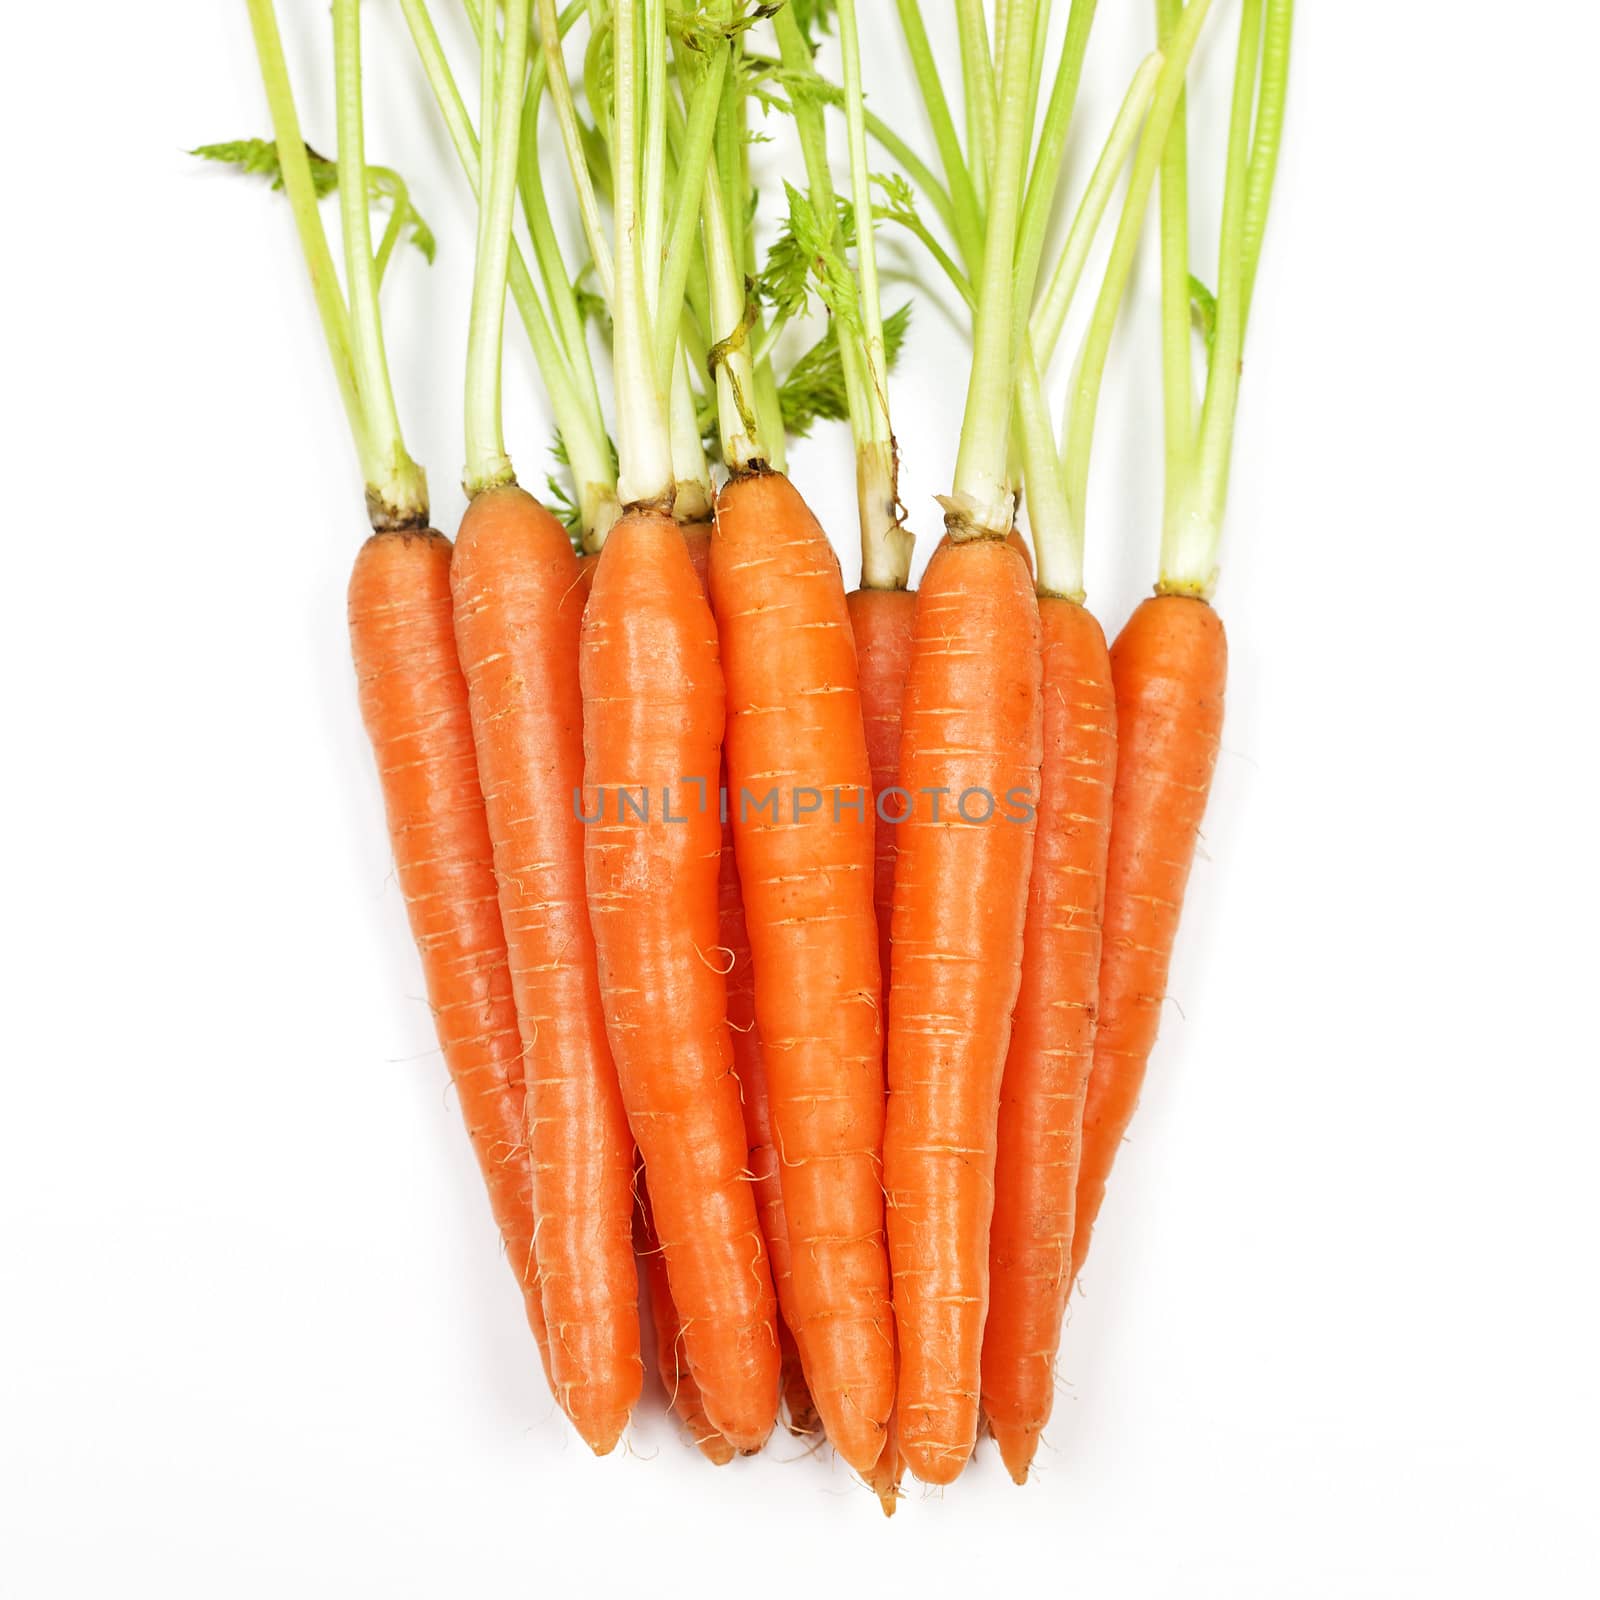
[5,2,1599,1595]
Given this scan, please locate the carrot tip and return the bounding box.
[989,1421,1039,1487]
[579,1414,632,1459]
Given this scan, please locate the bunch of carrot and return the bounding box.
[218,0,1291,1508]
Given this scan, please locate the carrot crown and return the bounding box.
[234,0,429,529]
[1157,0,1293,598]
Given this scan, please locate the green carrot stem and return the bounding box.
[891,0,984,274]
[612,0,672,505]
[860,109,958,239]
[1155,0,1195,527]
[955,0,998,217]
[840,0,913,590]
[1032,50,1164,367]
[1240,0,1293,320]
[536,0,616,303]
[1061,0,1213,547]
[399,0,616,540]
[653,36,729,391]
[949,0,1038,538]
[332,0,428,524]
[242,0,368,486]
[1012,0,1097,351]
[1166,0,1288,594]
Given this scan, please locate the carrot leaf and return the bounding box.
[192,138,436,266]
[778,298,911,439]
[788,0,838,47]
[757,182,861,334]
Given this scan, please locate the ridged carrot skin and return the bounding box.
[685,518,817,1433]
[451,486,641,1454]
[580,508,779,1451]
[883,535,1043,1485]
[1072,594,1227,1283]
[347,528,552,1383]
[846,587,917,1001]
[635,1180,736,1465]
[982,597,1116,1483]
[710,468,894,1475]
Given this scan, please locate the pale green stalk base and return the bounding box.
[669,348,713,522]
[857,441,914,591]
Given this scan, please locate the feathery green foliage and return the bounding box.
[778,299,910,439]
[192,137,436,265]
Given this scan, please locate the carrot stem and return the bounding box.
[955,0,998,218]
[331,0,429,525]
[1012,0,1097,350]
[1061,0,1213,548]
[463,0,533,496]
[653,40,729,391]
[839,0,915,591]
[1155,0,1196,535]
[1018,47,1165,599]
[1032,51,1163,370]
[399,0,618,543]
[1163,0,1292,595]
[242,0,368,505]
[612,0,673,506]
[891,0,983,274]
[950,0,1039,538]
[537,0,616,305]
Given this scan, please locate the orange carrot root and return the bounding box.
[581,508,780,1452]
[348,527,553,1387]
[636,1184,736,1466]
[711,470,896,1475]
[1072,594,1227,1284]
[453,486,642,1455]
[883,536,1043,1486]
[982,597,1116,1484]
[846,587,918,1002]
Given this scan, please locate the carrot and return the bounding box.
[883,536,1043,1484]
[349,529,552,1377]
[707,468,894,1474]
[415,0,648,1454]
[1071,596,1225,1277]
[452,487,640,1454]
[685,517,818,1430]
[581,508,779,1451]
[982,598,1116,1482]
[971,29,1213,1482]
[635,1176,737,1466]
[846,589,917,998]
[699,9,900,1477]
[237,0,560,1382]
[870,0,1052,1484]
[1070,0,1291,1283]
